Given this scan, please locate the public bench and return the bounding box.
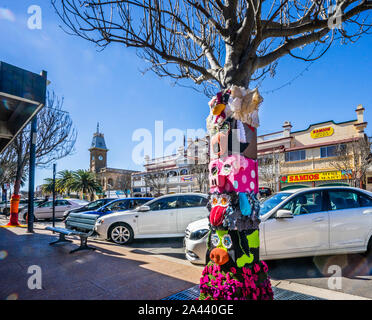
[45,212,100,254]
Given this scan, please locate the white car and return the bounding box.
[185,187,372,264]
[20,198,89,221]
[95,193,209,244]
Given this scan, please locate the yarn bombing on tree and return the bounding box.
[199,85,274,300]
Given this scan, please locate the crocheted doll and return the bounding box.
[199,87,273,300]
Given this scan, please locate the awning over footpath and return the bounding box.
[0,61,46,153]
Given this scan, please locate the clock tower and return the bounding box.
[89,123,108,173]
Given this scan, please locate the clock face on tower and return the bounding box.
[98,155,103,161]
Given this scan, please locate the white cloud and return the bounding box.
[0,8,15,22]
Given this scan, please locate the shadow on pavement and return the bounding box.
[130,249,187,260]
[266,252,372,280]
[127,237,184,249]
[0,227,197,300]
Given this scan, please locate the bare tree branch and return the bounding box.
[4,91,77,195]
[52,0,372,93]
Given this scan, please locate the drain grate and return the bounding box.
[163,285,323,300]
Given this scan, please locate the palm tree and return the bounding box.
[41,178,60,195]
[56,170,74,196]
[69,169,102,200]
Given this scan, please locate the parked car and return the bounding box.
[68,197,153,220]
[258,187,272,198]
[62,198,117,219]
[0,200,10,215]
[94,193,209,244]
[20,198,89,221]
[2,199,44,216]
[184,187,372,265]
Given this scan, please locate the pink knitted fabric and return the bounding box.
[209,154,258,194]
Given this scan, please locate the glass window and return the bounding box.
[39,201,53,208]
[129,199,149,209]
[148,196,178,211]
[86,199,105,209]
[106,200,129,211]
[260,192,292,216]
[178,195,208,208]
[328,191,359,210]
[285,150,306,162]
[358,193,372,207]
[180,169,188,176]
[167,171,178,177]
[320,144,346,158]
[55,200,68,206]
[281,191,323,215]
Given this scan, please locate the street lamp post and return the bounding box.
[52,163,56,229]
[27,116,37,233]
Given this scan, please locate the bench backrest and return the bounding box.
[65,212,100,233]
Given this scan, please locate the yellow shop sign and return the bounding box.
[281,170,352,183]
[310,126,334,139]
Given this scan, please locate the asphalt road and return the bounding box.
[2,215,371,299]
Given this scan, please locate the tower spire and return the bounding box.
[97,122,100,134]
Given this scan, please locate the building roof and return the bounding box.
[0,62,47,153]
[90,123,107,150]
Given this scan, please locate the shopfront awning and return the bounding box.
[0,62,47,153]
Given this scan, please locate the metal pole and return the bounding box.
[52,163,56,228]
[27,116,37,233]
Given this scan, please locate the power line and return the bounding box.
[261,61,315,95]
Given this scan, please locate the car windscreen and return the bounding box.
[259,193,292,215]
[85,199,107,209]
[104,200,129,211]
[71,199,89,205]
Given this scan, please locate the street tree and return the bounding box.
[69,169,102,199]
[117,173,133,196]
[41,177,61,195]
[0,148,17,197]
[258,151,281,192]
[330,137,372,187]
[143,171,167,196]
[52,0,372,301]
[52,0,371,94]
[190,163,209,193]
[56,169,75,196]
[8,91,77,197]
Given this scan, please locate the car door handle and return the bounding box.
[312,217,324,222]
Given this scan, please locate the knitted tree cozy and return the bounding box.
[199,86,273,300]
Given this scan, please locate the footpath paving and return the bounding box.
[0,219,369,300]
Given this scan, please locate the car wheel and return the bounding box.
[109,223,134,245]
[3,208,9,216]
[364,237,372,257]
[22,212,37,222]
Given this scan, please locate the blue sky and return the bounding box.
[0,1,371,190]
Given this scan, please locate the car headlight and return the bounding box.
[96,218,104,225]
[189,229,209,240]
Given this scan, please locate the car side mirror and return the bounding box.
[138,205,150,212]
[276,209,293,219]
